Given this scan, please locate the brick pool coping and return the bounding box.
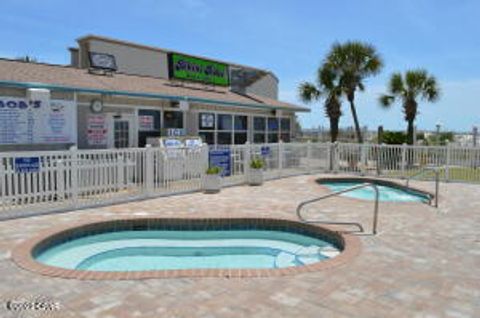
[12,217,361,280]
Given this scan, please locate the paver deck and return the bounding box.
[0,174,478,317]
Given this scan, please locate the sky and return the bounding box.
[0,0,479,132]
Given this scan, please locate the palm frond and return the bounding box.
[298,82,321,103]
[379,94,395,108]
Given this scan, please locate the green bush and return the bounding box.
[250,157,264,169]
[206,166,222,175]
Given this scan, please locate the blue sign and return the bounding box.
[209,149,231,177]
[15,157,40,173]
[261,146,270,157]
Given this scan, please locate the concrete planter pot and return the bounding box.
[203,174,222,193]
[248,168,264,186]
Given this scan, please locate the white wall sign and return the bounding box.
[0,97,76,145]
[87,114,108,146]
[138,115,155,131]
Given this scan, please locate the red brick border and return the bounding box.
[12,217,361,280]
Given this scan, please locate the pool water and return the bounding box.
[323,182,430,202]
[36,230,340,271]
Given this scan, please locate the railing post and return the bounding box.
[244,141,250,183]
[145,145,154,197]
[401,143,407,179]
[69,146,78,207]
[445,141,451,182]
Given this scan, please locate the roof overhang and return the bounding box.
[0,80,309,112]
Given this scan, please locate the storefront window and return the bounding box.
[164,111,183,129]
[234,115,248,144]
[217,132,232,144]
[199,131,214,144]
[253,117,266,144]
[199,113,215,130]
[217,114,233,130]
[280,118,291,142]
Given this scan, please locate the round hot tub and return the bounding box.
[13,218,359,279]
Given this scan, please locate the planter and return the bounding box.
[203,174,222,193]
[248,168,264,186]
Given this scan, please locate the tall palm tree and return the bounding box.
[323,41,383,143]
[379,69,440,145]
[298,66,342,142]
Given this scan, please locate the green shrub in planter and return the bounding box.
[248,157,264,186]
[204,166,222,193]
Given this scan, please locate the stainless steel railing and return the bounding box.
[296,183,380,235]
[405,167,440,208]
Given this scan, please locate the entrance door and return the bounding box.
[108,114,136,148]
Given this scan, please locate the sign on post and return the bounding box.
[261,146,270,157]
[209,149,231,177]
[15,157,40,173]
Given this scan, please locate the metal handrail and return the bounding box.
[405,167,440,208]
[296,183,380,235]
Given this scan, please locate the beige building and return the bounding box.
[0,35,308,151]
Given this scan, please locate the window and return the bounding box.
[253,117,266,144]
[268,117,279,143]
[164,111,183,129]
[198,113,249,145]
[280,118,291,142]
[234,115,248,144]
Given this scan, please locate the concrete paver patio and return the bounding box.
[0,174,478,317]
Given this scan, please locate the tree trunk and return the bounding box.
[348,97,363,144]
[407,119,415,145]
[330,117,339,142]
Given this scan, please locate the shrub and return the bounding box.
[250,157,264,169]
[206,166,222,175]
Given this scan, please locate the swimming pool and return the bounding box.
[15,218,356,279]
[317,178,431,203]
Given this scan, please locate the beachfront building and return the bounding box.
[0,35,308,151]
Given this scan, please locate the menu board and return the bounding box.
[0,97,76,145]
[87,114,108,146]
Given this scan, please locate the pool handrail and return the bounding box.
[296,183,380,235]
[405,167,439,208]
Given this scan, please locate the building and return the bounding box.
[0,35,308,151]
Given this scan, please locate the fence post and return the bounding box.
[333,142,339,173]
[56,159,65,202]
[145,145,154,197]
[69,146,78,207]
[117,153,125,191]
[360,143,367,176]
[401,143,407,179]
[306,140,312,173]
[278,140,284,177]
[445,141,451,182]
[244,142,250,183]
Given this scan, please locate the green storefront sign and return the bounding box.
[169,53,229,86]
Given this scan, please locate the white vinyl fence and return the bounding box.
[1,142,479,219]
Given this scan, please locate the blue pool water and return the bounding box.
[323,182,430,202]
[36,230,341,271]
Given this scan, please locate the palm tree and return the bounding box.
[298,66,342,142]
[379,70,440,145]
[323,41,383,143]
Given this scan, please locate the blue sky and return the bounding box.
[1,0,479,132]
